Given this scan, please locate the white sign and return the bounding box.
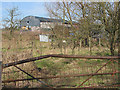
[39,34,49,42]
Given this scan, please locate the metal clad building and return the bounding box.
[20,16,69,30]
[20,16,40,27]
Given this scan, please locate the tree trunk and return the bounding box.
[72,41,76,55]
[99,38,101,47]
[110,35,115,56]
[10,29,13,36]
[78,39,82,52]
[64,46,66,54]
[89,36,92,55]
[72,47,75,55]
[10,26,14,36]
[80,39,82,49]
[60,43,63,54]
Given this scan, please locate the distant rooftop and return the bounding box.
[20,16,78,28]
[34,16,71,24]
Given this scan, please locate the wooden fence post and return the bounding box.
[0,61,2,90]
[0,24,2,89]
[118,1,120,85]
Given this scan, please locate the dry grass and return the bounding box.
[2,30,118,88]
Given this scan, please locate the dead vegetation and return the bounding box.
[2,30,118,88]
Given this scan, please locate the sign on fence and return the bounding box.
[39,34,49,42]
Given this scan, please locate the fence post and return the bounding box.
[0,61,2,90]
[118,1,120,86]
[0,22,2,89]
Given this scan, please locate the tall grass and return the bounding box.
[2,30,118,88]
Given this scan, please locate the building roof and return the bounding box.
[20,16,78,27]
[35,16,64,22]
[21,16,77,24]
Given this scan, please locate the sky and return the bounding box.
[2,2,50,19]
[1,0,118,19]
[0,0,119,28]
[0,2,51,28]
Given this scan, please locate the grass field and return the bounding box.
[2,30,119,88]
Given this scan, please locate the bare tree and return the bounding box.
[46,2,119,55]
[96,2,119,55]
[3,6,20,35]
[46,2,83,54]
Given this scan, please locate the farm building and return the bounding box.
[20,16,71,31]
